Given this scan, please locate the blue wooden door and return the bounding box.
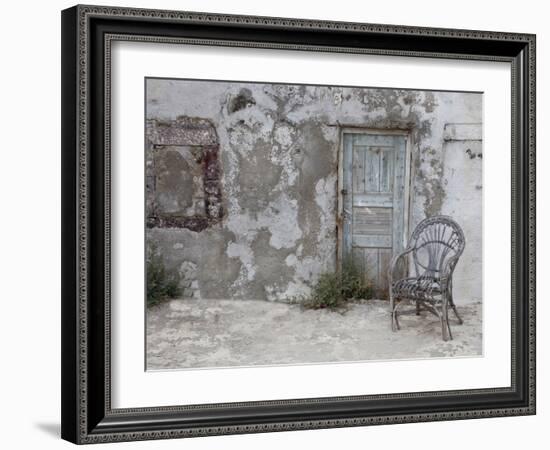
[342,133,407,296]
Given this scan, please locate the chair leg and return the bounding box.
[451,304,463,325]
[393,310,400,331]
[445,307,453,340]
[390,284,401,331]
[416,301,421,315]
[440,315,448,341]
[390,292,400,332]
[449,281,463,324]
[392,311,401,331]
[440,298,453,341]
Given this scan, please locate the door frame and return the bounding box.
[336,127,413,271]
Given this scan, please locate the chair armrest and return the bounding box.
[388,247,414,285]
[440,255,460,286]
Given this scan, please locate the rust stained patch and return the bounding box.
[146,117,223,231]
[203,145,223,220]
[147,116,218,146]
[147,215,211,232]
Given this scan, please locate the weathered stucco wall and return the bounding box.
[146,79,482,303]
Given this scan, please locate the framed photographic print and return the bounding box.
[61,4,536,444]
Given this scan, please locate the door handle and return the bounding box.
[341,189,348,195]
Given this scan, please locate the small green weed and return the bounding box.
[301,262,373,310]
[146,244,182,307]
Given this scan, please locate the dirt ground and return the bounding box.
[146,299,482,370]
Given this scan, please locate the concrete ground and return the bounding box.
[146,299,482,370]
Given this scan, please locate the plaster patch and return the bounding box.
[274,123,294,148]
[226,241,256,282]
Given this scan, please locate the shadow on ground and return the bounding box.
[35,423,60,438]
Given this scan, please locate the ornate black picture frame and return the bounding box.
[61,4,536,444]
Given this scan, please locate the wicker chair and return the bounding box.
[388,216,466,341]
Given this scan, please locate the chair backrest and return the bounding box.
[409,216,465,279]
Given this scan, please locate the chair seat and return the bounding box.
[392,275,442,301]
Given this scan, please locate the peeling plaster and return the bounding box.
[146,79,482,303]
[226,241,255,282]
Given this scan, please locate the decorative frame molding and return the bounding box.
[61,4,536,444]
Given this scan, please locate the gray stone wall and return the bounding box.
[146,79,482,303]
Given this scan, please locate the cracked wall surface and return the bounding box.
[146,78,482,303]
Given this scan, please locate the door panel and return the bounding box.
[353,147,366,193]
[363,248,379,285]
[352,235,392,248]
[352,207,392,235]
[342,133,407,297]
[352,193,393,207]
[364,147,379,192]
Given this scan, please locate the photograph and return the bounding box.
[144,78,484,370]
